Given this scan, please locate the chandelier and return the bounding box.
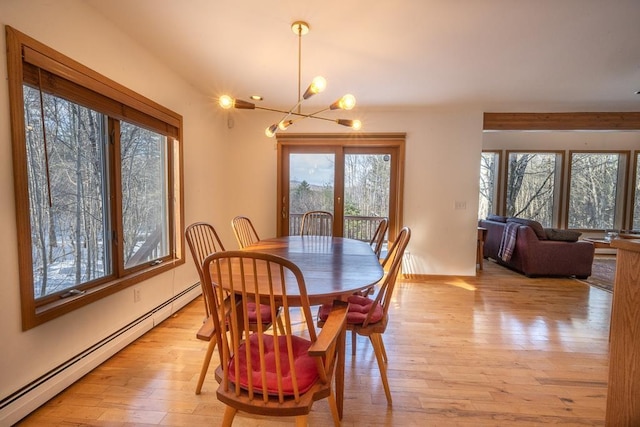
[218,21,361,138]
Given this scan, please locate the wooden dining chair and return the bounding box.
[231,215,260,249]
[202,250,348,427]
[369,217,388,259]
[300,210,334,236]
[354,218,389,300]
[317,226,411,406]
[185,222,280,395]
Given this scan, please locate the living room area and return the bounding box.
[480,123,640,293]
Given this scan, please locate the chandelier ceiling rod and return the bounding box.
[218,20,362,138]
[297,21,302,114]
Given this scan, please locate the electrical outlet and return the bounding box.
[133,287,141,303]
[454,200,467,210]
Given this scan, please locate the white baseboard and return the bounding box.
[0,284,201,426]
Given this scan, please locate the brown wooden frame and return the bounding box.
[484,112,640,131]
[276,133,405,242]
[5,26,185,330]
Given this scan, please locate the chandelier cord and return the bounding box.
[297,24,302,113]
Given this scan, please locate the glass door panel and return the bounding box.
[344,153,391,243]
[288,153,335,235]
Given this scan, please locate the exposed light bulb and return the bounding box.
[341,94,356,110]
[265,124,278,137]
[278,120,293,130]
[330,94,356,110]
[337,119,362,130]
[303,76,327,99]
[219,95,234,109]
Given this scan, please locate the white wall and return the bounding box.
[484,130,640,151]
[0,0,484,421]
[219,106,484,276]
[0,0,229,419]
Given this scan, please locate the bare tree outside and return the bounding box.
[344,154,390,240]
[505,152,559,227]
[480,150,630,231]
[568,153,622,229]
[288,152,390,239]
[120,122,170,268]
[24,86,110,297]
[478,152,498,219]
[23,85,169,298]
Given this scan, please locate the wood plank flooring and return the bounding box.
[16,261,612,426]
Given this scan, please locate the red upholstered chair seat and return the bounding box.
[318,294,384,325]
[229,333,319,396]
[246,302,273,323]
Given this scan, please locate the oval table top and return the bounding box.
[244,235,384,305]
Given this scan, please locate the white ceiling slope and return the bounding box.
[85,0,640,112]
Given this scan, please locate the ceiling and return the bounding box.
[85,0,640,112]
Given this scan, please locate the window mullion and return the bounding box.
[109,119,126,277]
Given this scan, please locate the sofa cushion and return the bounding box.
[507,217,547,240]
[544,228,582,242]
[486,214,507,223]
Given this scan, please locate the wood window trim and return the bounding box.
[6,26,185,330]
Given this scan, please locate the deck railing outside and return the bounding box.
[289,214,386,242]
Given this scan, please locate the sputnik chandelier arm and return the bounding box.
[218,20,361,138]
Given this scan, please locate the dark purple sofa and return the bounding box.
[479,218,594,279]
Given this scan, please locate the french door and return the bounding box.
[276,134,405,241]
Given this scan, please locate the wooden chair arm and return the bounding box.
[196,316,215,341]
[309,300,348,357]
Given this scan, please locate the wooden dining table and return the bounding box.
[243,235,384,417]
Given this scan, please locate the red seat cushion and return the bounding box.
[246,302,273,324]
[318,294,384,325]
[228,333,319,396]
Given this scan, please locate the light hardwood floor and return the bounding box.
[17,261,611,426]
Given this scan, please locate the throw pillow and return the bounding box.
[507,217,547,240]
[486,214,507,223]
[544,228,582,242]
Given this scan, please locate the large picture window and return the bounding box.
[634,153,640,231]
[568,151,628,230]
[505,151,563,227]
[478,151,500,219]
[7,27,184,329]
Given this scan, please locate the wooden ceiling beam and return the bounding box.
[484,112,640,131]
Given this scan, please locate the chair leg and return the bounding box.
[351,330,357,356]
[369,333,392,405]
[295,415,309,427]
[195,335,217,394]
[379,335,388,363]
[222,406,237,427]
[327,389,341,426]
